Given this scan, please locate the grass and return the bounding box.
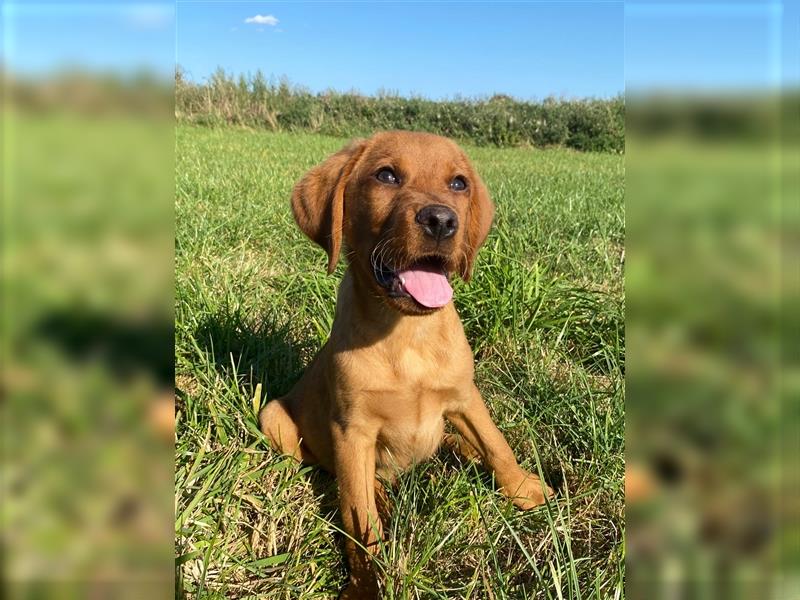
[175,125,625,599]
[3,111,174,587]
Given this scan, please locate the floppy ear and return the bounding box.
[460,171,495,281]
[291,139,367,274]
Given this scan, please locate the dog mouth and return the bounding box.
[373,254,453,309]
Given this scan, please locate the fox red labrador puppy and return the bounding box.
[260,131,552,599]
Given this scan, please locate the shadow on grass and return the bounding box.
[192,309,315,400]
[188,308,354,590]
[30,307,174,388]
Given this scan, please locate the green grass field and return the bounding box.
[175,125,625,599]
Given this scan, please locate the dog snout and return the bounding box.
[415,204,458,241]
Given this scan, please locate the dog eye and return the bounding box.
[376,168,399,185]
[449,176,468,191]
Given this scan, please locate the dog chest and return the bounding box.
[375,407,445,473]
[391,344,461,390]
[336,337,471,396]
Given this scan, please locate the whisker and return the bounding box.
[370,236,395,272]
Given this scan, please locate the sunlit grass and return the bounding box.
[175,126,624,599]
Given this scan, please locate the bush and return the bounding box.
[175,67,625,153]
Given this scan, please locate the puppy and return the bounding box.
[260,131,552,599]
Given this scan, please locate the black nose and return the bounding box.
[415,204,458,241]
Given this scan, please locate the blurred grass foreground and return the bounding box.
[2,67,175,596]
[625,91,799,599]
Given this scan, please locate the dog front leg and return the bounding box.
[333,423,382,600]
[446,384,553,510]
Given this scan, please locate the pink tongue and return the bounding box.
[398,264,453,308]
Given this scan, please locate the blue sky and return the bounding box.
[2,2,175,76]
[176,2,624,100]
[625,1,792,91]
[2,2,795,97]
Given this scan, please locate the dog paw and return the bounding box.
[502,472,554,510]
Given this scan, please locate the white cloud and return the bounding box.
[244,14,278,26]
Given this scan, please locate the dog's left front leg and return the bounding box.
[446,384,553,510]
[333,422,382,600]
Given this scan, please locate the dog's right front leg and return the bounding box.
[332,422,382,600]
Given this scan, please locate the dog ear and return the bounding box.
[460,170,495,282]
[291,139,367,274]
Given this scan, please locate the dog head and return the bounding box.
[292,131,494,314]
